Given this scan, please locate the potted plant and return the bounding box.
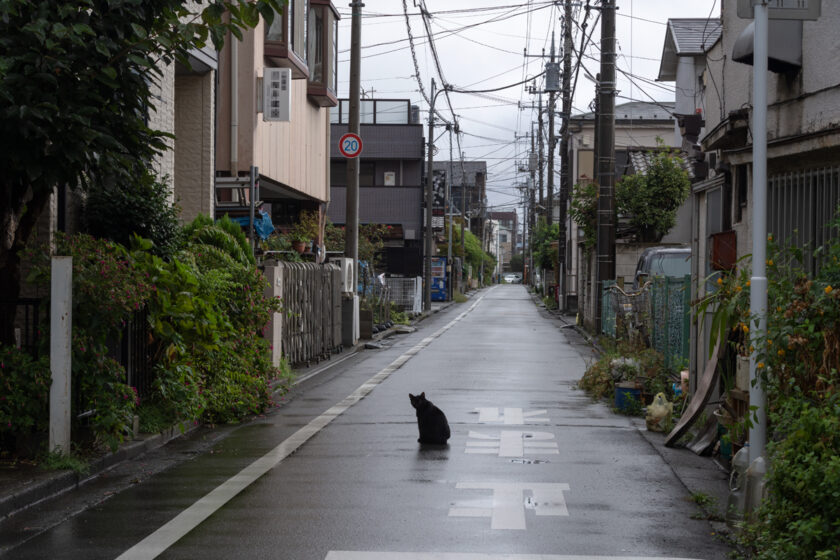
[290,210,319,254]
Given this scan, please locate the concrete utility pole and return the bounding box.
[557,0,573,310]
[459,148,466,256]
[546,34,557,226]
[424,78,437,312]
[346,0,363,283]
[595,0,616,333]
[538,93,545,213]
[448,125,454,300]
[529,128,537,285]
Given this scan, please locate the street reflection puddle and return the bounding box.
[508,458,549,464]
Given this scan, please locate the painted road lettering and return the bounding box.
[475,407,550,425]
[448,482,570,530]
[465,430,559,457]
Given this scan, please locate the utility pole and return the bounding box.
[529,128,537,285]
[448,125,454,301]
[557,0,573,310]
[346,0,363,283]
[424,78,437,312]
[546,33,557,226]
[538,93,545,213]
[459,147,466,256]
[595,0,616,333]
[343,0,363,347]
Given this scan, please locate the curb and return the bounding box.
[0,423,197,520]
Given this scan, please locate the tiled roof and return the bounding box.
[668,18,722,55]
[625,148,695,180]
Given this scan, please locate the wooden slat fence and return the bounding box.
[275,262,342,366]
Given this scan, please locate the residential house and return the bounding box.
[566,101,684,329]
[660,4,840,394]
[488,211,518,272]
[215,0,340,243]
[433,161,488,242]
[328,98,425,277]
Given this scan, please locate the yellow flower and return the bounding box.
[717,277,723,285]
[767,259,774,266]
[735,286,742,292]
[768,234,773,242]
[746,281,751,287]
[757,362,765,369]
[777,349,785,356]
[742,323,750,333]
[767,339,773,346]
[826,285,833,294]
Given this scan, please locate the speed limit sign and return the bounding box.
[338,133,363,158]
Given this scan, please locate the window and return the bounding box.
[735,164,748,223]
[306,0,340,107]
[359,162,375,186]
[265,0,308,79]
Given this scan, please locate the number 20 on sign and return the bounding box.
[339,133,363,158]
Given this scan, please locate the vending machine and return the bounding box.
[430,256,448,301]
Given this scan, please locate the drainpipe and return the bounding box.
[230,36,239,177]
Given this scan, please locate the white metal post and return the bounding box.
[49,256,73,456]
[749,0,768,464]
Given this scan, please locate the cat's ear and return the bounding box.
[409,393,415,399]
[420,392,425,399]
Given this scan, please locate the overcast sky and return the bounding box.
[334,0,720,213]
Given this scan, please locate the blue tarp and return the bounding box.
[231,210,275,240]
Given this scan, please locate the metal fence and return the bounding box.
[648,275,691,371]
[119,306,155,400]
[276,262,342,366]
[601,276,690,372]
[384,277,422,314]
[0,298,43,356]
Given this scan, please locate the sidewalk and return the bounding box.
[0,296,460,523]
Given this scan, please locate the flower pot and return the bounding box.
[292,240,307,254]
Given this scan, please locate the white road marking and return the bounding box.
[466,430,559,457]
[326,553,706,560]
[115,293,490,559]
[449,482,571,530]
[475,407,550,425]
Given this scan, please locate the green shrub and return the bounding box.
[84,169,182,259]
[0,344,50,445]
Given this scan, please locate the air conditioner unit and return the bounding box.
[337,258,355,294]
[708,150,720,178]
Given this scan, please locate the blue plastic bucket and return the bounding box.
[614,383,641,412]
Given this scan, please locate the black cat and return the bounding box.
[409,392,451,445]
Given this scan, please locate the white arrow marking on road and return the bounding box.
[475,407,550,425]
[449,482,570,530]
[466,430,559,457]
[115,290,495,559]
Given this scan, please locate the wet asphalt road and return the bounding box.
[1,286,732,559]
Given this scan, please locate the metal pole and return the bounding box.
[749,0,768,465]
[595,0,616,334]
[424,79,436,312]
[448,126,454,300]
[249,165,256,253]
[460,147,466,256]
[346,0,363,286]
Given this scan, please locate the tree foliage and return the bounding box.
[615,142,690,242]
[569,178,598,251]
